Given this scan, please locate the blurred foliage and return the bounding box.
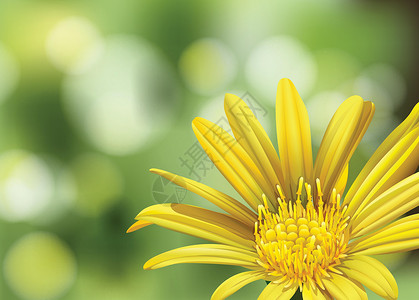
[0,0,418,299]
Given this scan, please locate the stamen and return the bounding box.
[296,177,304,203]
[276,184,286,202]
[262,194,269,209]
[316,178,324,205]
[305,183,312,202]
[254,178,349,284]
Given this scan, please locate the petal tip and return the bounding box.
[126,220,153,233]
[278,77,292,84]
[224,93,237,100]
[277,78,296,90]
[143,260,153,270]
[126,225,137,233]
[192,116,205,128]
[345,94,364,105]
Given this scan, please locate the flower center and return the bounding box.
[254,178,350,289]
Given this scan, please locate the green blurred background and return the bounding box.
[0,0,418,299]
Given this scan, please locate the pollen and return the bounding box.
[254,178,350,290]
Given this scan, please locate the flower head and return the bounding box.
[128,78,419,299]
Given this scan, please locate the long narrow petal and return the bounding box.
[276,78,313,198]
[225,93,284,203]
[302,283,329,300]
[344,125,419,218]
[335,164,348,197]
[150,168,256,226]
[350,172,419,237]
[144,244,260,270]
[323,273,367,300]
[211,270,266,300]
[314,98,374,201]
[338,255,397,300]
[344,104,419,216]
[258,281,298,300]
[349,214,419,255]
[134,203,255,249]
[192,117,275,211]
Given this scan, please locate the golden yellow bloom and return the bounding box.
[128,78,419,299]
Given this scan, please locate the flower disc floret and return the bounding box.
[254,178,350,289]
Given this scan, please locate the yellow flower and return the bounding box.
[128,78,419,299]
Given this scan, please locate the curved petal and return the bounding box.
[150,168,256,226]
[258,281,298,300]
[225,93,284,203]
[134,203,255,249]
[211,270,266,300]
[345,125,419,218]
[323,273,367,300]
[302,283,329,300]
[349,214,419,255]
[338,255,397,300]
[314,97,374,201]
[144,244,260,270]
[192,117,275,211]
[276,78,313,199]
[350,172,419,237]
[344,104,419,217]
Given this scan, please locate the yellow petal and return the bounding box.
[258,281,298,300]
[225,93,284,204]
[144,244,260,270]
[344,103,419,217]
[350,172,419,237]
[338,255,397,300]
[276,78,313,199]
[349,214,419,255]
[192,117,274,211]
[126,220,153,233]
[150,168,256,226]
[302,283,328,300]
[335,164,348,197]
[323,273,367,300]
[314,97,374,201]
[135,203,255,249]
[211,270,266,300]
[345,126,419,219]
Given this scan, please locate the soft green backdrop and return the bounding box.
[0,0,418,299]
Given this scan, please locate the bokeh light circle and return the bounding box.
[313,49,361,93]
[36,158,76,225]
[348,63,404,152]
[179,38,237,95]
[45,16,104,74]
[354,63,406,111]
[0,43,19,104]
[70,153,123,217]
[3,232,77,300]
[63,35,180,155]
[245,36,317,101]
[306,91,345,146]
[0,150,54,222]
